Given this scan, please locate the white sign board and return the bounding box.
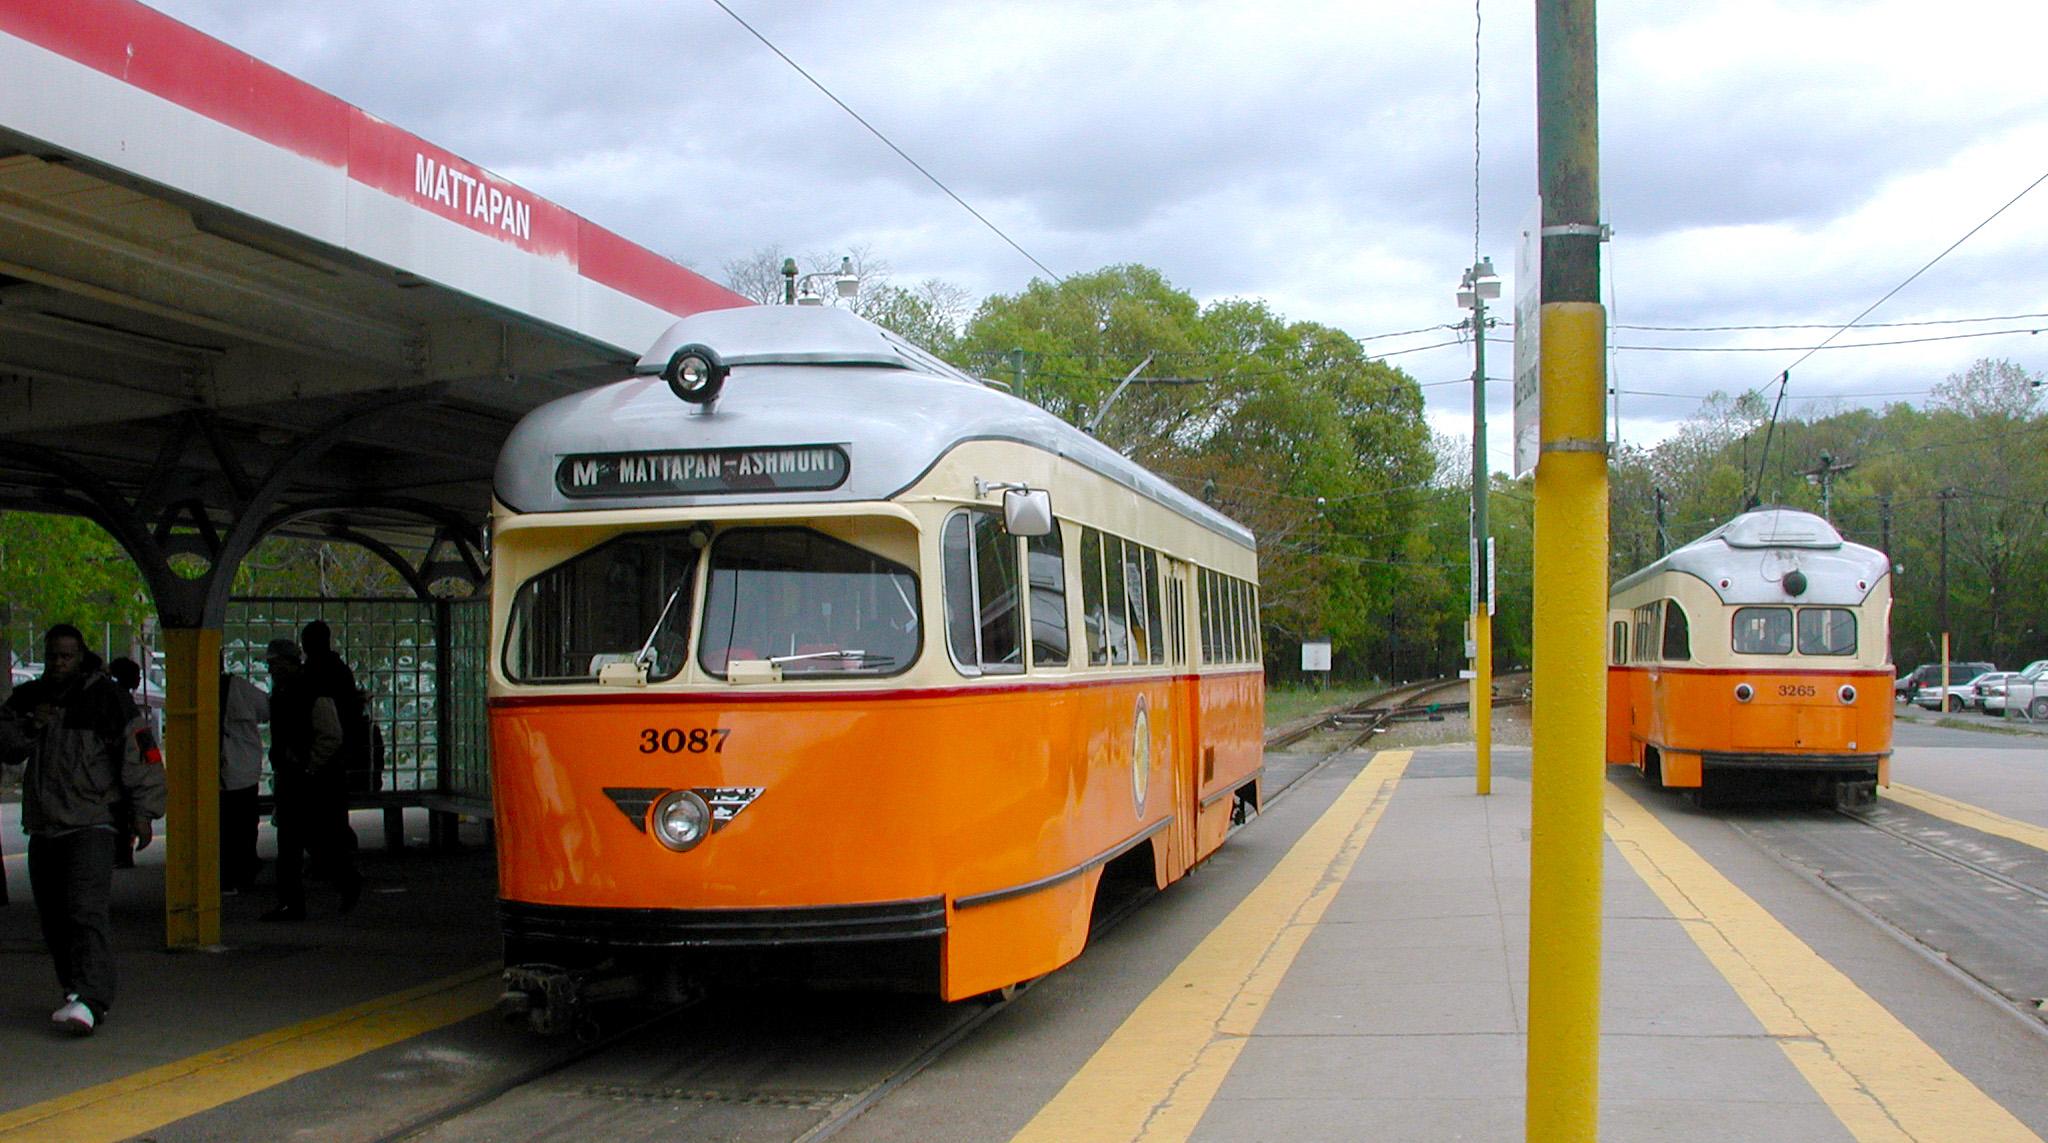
[1301,640,1332,673]
[1512,198,1543,477]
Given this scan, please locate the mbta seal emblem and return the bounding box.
[1131,695,1151,816]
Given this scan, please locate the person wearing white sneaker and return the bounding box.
[51,994,94,1036]
[0,625,167,1035]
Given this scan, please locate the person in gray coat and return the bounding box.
[0,624,167,1035]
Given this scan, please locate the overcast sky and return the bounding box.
[143,0,2048,473]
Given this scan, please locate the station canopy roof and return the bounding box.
[0,1,749,559]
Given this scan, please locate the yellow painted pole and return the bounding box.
[161,627,222,948]
[1527,302,1608,1139]
[1475,608,1492,795]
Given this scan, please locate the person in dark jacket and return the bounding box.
[0,625,167,1035]
[261,637,359,921]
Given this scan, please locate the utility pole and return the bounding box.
[1879,493,1892,559]
[1530,1,1607,1138]
[1801,451,1856,521]
[1653,487,1668,556]
[1460,259,1501,797]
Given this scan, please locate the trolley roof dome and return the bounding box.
[1613,506,1889,605]
[497,307,1255,550]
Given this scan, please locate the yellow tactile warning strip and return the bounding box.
[0,964,501,1142]
[1887,783,2048,853]
[1606,788,2040,1142]
[1011,750,1411,1143]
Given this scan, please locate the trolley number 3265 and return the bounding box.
[639,728,731,754]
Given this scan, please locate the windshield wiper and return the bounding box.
[762,649,895,668]
[632,582,689,671]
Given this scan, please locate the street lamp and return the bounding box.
[1460,257,1500,796]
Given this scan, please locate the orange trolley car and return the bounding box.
[488,307,1263,1030]
[1606,506,1892,807]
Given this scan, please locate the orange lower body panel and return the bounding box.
[1605,666,1892,790]
[490,671,1263,1000]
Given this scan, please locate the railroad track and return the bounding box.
[1266,673,1528,754]
[1716,789,2048,1037]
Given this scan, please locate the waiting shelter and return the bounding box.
[0,1,747,946]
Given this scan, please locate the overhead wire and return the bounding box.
[709,0,1064,284]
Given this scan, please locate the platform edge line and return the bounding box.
[0,963,501,1142]
[1605,786,2039,1143]
[1009,750,1411,1143]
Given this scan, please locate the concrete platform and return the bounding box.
[6,740,2048,1141]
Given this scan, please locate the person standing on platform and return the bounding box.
[0,624,167,1036]
[219,669,269,893]
[105,657,145,869]
[298,620,364,863]
[261,637,359,921]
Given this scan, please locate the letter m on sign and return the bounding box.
[571,459,601,487]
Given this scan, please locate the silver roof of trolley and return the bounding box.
[497,307,1256,550]
[1612,507,1890,605]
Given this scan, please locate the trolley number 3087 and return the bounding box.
[639,728,732,754]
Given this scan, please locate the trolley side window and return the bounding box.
[1124,542,1153,665]
[699,527,919,676]
[1612,620,1628,665]
[1660,598,1690,661]
[505,530,699,684]
[1082,528,1110,666]
[1797,607,1856,656]
[942,510,1024,676]
[1731,606,1793,655]
[1027,527,1070,667]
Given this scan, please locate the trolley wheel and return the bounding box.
[2030,697,2048,722]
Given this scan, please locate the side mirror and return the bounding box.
[1003,488,1054,537]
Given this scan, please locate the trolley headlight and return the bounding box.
[650,790,712,851]
[1734,683,1754,703]
[663,343,728,405]
[1839,685,1857,704]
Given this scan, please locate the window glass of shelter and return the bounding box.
[698,527,918,676]
[1660,598,1690,661]
[941,511,1024,675]
[1732,606,1793,655]
[1027,527,1070,667]
[1797,607,1856,656]
[1142,549,1165,665]
[1103,534,1130,664]
[506,530,699,683]
[1081,528,1108,666]
[1123,541,1152,665]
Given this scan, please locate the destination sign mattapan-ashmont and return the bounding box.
[556,445,850,497]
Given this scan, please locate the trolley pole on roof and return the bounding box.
[1529,1,1608,1139]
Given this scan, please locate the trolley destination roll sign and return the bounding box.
[555,444,849,497]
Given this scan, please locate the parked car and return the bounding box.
[1916,669,2005,712]
[1969,671,2023,712]
[1897,661,1995,703]
[1991,660,2048,719]
[1975,672,2015,712]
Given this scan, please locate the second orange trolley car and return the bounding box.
[1606,506,1893,807]
[488,306,1264,1029]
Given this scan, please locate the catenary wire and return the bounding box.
[709,0,1064,284]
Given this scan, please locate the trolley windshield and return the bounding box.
[504,529,700,684]
[699,527,919,677]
